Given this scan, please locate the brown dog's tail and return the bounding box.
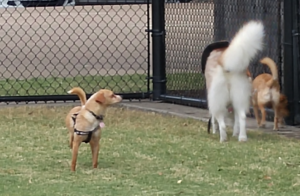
[260,57,278,87]
[68,87,87,106]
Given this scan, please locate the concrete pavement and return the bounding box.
[118,100,300,139]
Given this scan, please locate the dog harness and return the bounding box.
[72,110,104,143]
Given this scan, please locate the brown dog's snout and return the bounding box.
[116,94,123,102]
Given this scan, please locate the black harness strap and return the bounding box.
[74,129,94,143]
[88,110,104,121]
[72,111,104,143]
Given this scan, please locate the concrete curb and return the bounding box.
[117,102,210,122]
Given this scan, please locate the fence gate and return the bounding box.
[162,0,283,106]
[156,0,300,125]
[0,0,151,104]
[283,0,300,125]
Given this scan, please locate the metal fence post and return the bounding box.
[283,0,298,125]
[291,0,300,124]
[151,0,166,100]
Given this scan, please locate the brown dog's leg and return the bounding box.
[253,104,260,126]
[69,132,74,149]
[71,138,81,171]
[258,103,266,128]
[90,140,100,169]
[273,105,279,131]
[278,116,284,127]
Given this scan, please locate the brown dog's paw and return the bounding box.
[258,124,266,128]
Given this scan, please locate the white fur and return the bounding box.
[222,21,265,73]
[83,111,100,131]
[211,115,219,134]
[208,21,264,142]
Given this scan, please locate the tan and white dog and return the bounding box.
[204,21,264,142]
[65,87,122,171]
[207,68,252,135]
[251,57,289,130]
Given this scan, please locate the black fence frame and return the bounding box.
[152,0,300,126]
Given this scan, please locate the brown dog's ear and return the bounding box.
[95,92,106,104]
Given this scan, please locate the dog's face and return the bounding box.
[94,89,122,106]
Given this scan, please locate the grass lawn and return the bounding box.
[0,105,300,195]
[0,72,204,96]
[0,74,149,96]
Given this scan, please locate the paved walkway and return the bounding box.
[118,100,300,140]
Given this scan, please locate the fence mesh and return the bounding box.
[0,1,149,99]
[165,0,283,109]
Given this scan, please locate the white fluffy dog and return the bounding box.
[205,21,265,142]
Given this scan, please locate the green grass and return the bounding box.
[0,105,300,195]
[0,72,204,96]
[0,74,149,96]
[167,72,205,90]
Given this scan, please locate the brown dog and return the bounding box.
[251,57,288,130]
[65,87,122,171]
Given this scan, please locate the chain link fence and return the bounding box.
[164,0,283,111]
[0,0,150,102]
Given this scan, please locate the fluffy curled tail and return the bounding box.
[221,20,265,73]
[260,57,278,87]
[68,87,86,106]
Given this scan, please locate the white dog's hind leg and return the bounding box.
[230,74,251,142]
[232,111,239,137]
[211,115,219,134]
[238,111,247,142]
[215,115,227,142]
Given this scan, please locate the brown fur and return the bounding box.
[205,47,252,97]
[206,47,252,91]
[65,87,122,171]
[251,57,288,130]
[65,87,87,149]
[205,47,227,92]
